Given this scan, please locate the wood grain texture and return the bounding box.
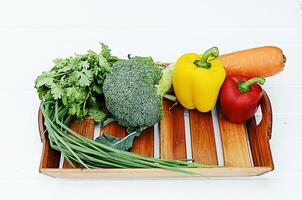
[100,120,154,156]
[38,89,274,177]
[63,119,95,168]
[41,167,272,179]
[39,136,61,169]
[101,96,153,156]
[217,105,252,167]
[189,110,218,165]
[160,100,186,160]
[246,91,274,168]
[100,122,126,138]
[131,127,154,157]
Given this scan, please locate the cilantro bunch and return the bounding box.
[35,43,118,122]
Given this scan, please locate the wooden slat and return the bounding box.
[189,110,218,165]
[217,105,252,167]
[40,137,61,169]
[101,120,154,156]
[246,91,274,168]
[131,127,154,157]
[63,119,95,168]
[99,102,126,138]
[38,110,61,169]
[160,100,186,160]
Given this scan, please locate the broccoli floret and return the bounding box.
[103,56,164,128]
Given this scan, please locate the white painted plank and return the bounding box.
[259,114,302,142]
[0,0,301,27]
[0,0,302,199]
[264,142,302,179]
[0,27,301,90]
[0,178,301,200]
[0,90,43,179]
[265,88,302,114]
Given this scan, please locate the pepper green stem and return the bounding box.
[194,47,219,69]
[238,77,265,93]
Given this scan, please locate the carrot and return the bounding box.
[218,46,286,77]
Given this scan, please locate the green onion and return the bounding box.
[40,101,217,176]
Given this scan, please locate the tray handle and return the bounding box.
[38,106,46,143]
[258,90,273,139]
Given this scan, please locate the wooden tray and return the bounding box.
[38,91,273,179]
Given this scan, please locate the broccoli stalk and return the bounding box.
[157,63,176,102]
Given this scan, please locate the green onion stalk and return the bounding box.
[41,101,217,176]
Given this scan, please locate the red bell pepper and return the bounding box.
[219,75,265,123]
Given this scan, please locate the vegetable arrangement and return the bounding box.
[35,43,285,175]
[35,44,213,176]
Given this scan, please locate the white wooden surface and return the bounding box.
[0,0,302,199]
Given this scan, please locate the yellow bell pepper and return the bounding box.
[173,47,226,112]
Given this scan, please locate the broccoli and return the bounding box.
[103,56,165,128]
[98,57,175,150]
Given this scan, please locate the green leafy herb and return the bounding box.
[35,43,115,122]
